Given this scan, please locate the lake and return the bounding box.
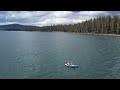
[0,31,120,79]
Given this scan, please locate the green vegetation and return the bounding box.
[1,15,120,34]
[39,15,120,34]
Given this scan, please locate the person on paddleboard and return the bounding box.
[67,61,71,66]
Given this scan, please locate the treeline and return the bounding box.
[40,15,120,34]
[2,26,41,31]
[3,15,120,34]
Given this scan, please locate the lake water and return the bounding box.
[0,31,120,79]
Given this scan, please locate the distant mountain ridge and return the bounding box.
[0,24,41,31]
[0,24,30,29]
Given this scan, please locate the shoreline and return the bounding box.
[78,33,120,37]
[65,32,120,37]
[1,30,120,37]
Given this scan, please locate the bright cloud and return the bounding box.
[0,22,17,25]
[0,11,119,26]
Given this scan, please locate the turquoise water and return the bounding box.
[0,31,120,79]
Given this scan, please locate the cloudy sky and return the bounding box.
[0,11,120,27]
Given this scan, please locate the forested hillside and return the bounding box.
[40,15,120,34]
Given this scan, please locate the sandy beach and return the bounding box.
[76,33,120,37]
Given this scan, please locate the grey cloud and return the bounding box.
[108,11,120,15]
[0,11,119,26]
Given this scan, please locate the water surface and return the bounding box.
[0,31,120,79]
